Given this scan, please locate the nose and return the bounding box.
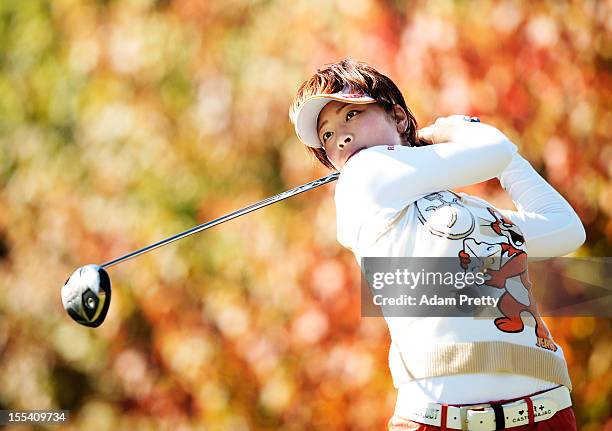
[337,134,353,150]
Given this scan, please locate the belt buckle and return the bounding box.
[458,404,493,431]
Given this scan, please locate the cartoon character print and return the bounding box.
[458,207,557,352]
[415,193,558,351]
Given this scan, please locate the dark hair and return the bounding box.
[289,58,425,170]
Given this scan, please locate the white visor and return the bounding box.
[293,88,378,148]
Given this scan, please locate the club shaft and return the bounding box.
[100,172,340,269]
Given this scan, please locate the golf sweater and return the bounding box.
[334,123,585,404]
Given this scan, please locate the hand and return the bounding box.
[417,115,481,145]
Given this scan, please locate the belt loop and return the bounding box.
[440,403,448,431]
[490,403,505,430]
[523,396,535,425]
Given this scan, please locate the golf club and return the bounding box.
[61,172,340,327]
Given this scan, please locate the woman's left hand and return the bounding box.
[417,115,481,145]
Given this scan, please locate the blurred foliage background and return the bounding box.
[0,0,610,429]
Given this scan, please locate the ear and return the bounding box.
[391,104,409,134]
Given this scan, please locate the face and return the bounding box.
[316,101,408,170]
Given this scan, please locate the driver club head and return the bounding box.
[61,264,111,328]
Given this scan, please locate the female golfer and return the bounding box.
[289,58,585,430]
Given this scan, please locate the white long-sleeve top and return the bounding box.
[334,122,585,405]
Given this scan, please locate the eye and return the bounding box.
[346,110,359,120]
[321,131,333,143]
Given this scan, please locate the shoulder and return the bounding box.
[344,145,414,170]
[339,145,417,187]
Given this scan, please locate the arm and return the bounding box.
[341,122,517,212]
[496,153,586,257]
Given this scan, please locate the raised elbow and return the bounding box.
[557,213,586,256]
[500,140,516,170]
[571,215,587,251]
